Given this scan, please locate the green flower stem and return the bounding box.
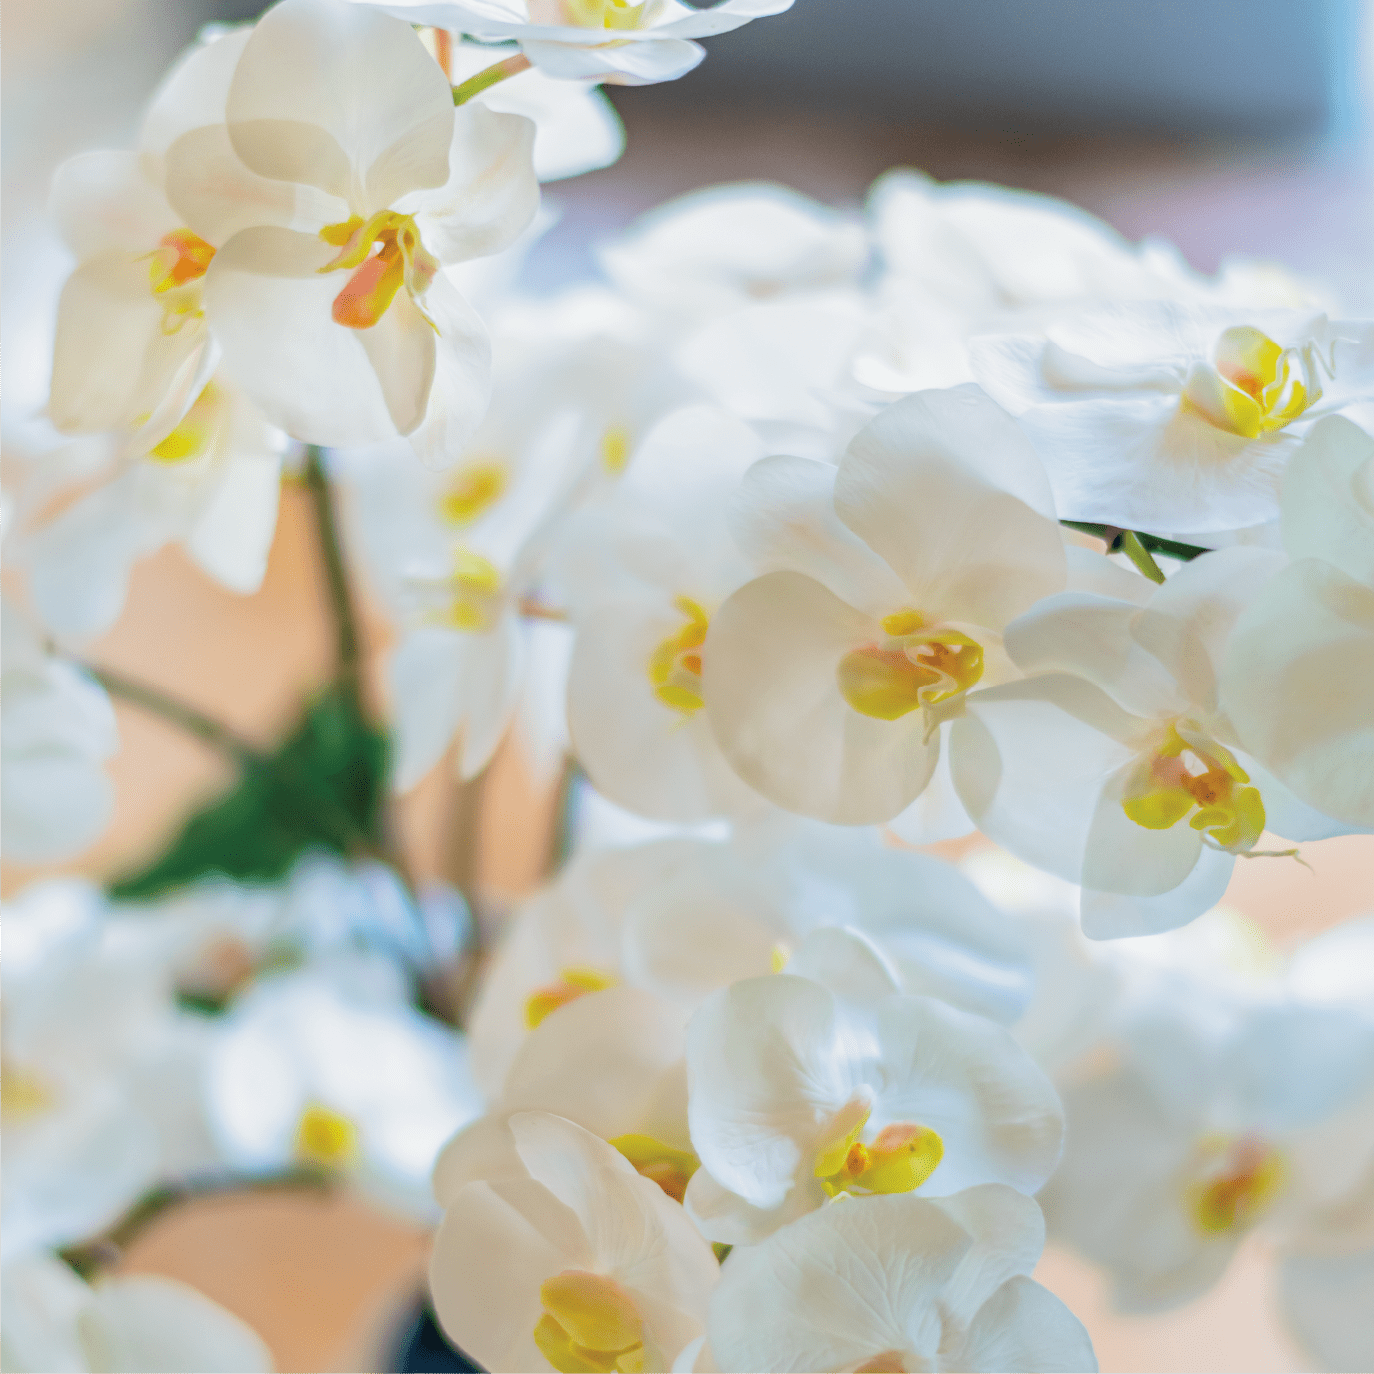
[302,445,363,705]
[1060,521,1211,570]
[452,51,532,105]
[1117,530,1167,584]
[59,1166,334,1281]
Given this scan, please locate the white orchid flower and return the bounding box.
[954,545,1364,937]
[0,1254,271,1374]
[971,300,1374,534]
[683,937,1063,1244]
[0,608,117,865]
[692,1187,1096,1374]
[430,1111,719,1373]
[1040,983,1374,1327]
[561,404,769,822]
[600,183,867,324]
[45,26,257,444]
[1,881,204,1259]
[1221,415,1374,828]
[436,984,696,1209]
[347,0,794,85]
[468,827,1034,1099]
[204,963,484,1220]
[444,35,623,181]
[704,386,1067,825]
[18,379,284,640]
[163,0,538,453]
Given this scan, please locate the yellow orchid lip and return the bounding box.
[524,965,618,1029]
[1187,1134,1286,1236]
[1182,325,1326,439]
[1121,722,1266,855]
[147,228,215,295]
[534,1270,646,1374]
[814,1104,944,1198]
[318,211,439,331]
[647,596,709,717]
[608,1133,700,1203]
[293,1102,359,1169]
[837,609,984,723]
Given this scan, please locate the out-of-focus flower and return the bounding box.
[430,1111,718,1373]
[17,381,284,640]
[166,0,538,453]
[204,960,483,1219]
[349,0,795,85]
[442,36,623,181]
[1221,415,1374,828]
[972,302,1374,534]
[705,386,1066,824]
[561,405,767,821]
[0,1254,272,1373]
[1,881,204,1258]
[1040,979,1374,1330]
[693,1187,1097,1374]
[0,609,117,865]
[683,929,1062,1244]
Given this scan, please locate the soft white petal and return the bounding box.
[950,1275,1098,1373]
[49,152,177,259]
[1280,413,1374,585]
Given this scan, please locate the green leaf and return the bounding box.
[110,685,389,901]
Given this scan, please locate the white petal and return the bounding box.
[49,151,177,259]
[520,35,705,84]
[1280,413,1374,585]
[227,0,453,206]
[184,446,283,594]
[78,1276,272,1373]
[705,571,938,824]
[1280,1245,1374,1373]
[407,273,494,467]
[950,1275,1098,1373]
[1078,843,1234,939]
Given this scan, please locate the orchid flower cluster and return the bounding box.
[3,0,1373,1370]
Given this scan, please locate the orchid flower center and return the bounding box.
[608,1133,700,1203]
[1,1061,55,1122]
[853,1352,908,1373]
[1121,722,1265,855]
[837,609,984,724]
[814,1103,944,1198]
[148,381,227,464]
[647,596,709,717]
[443,549,504,631]
[437,461,508,527]
[601,425,632,474]
[1186,1134,1286,1236]
[145,228,215,334]
[524,966,618,1029]
[318,211,439,330]
[293,1102,359,1168]
[533,1271,646,1374]
[1182,326,1326,439]
[531,0,650,31]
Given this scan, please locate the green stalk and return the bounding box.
[452,52,532,105]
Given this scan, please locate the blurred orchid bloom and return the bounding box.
[45,27,259,446]
[971,301,1374,535]
[1222,415,1374,828]
[205,960,484,1220]
[955,545,1365,938]
[430,1112,719,1373]
[0,1254,272,1374]
[348,0,795,85]
[163,0,538,455]
[560,404,768,822]
[18,379,284,641]
[689,1188,1096,1374]
[683,928,1063,1245]
[0,610,117,865]
[704,386,1066,824]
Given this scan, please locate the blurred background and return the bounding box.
[4,0,1373,1369]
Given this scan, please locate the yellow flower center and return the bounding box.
[145,228,215,335]
[1121,723,1265,855]
[437,461,508,526]
[836,609,984,723]
[647,596,709,716]
[813,1102,944,1199]
[318,211,439,331]
[294,1103,359,1168]
[854,1353,907,1373]
[1,1062,55,1121]
[608,1134,700,1204]
[533,1271,646,1374]
[148,381,227,463]
[1182,326,1324,439]
[442,548,503,632]
[600,426,631,474]
[524,966,618,1029]
[1187,1135,1286,1236]
[538,0,650,30]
